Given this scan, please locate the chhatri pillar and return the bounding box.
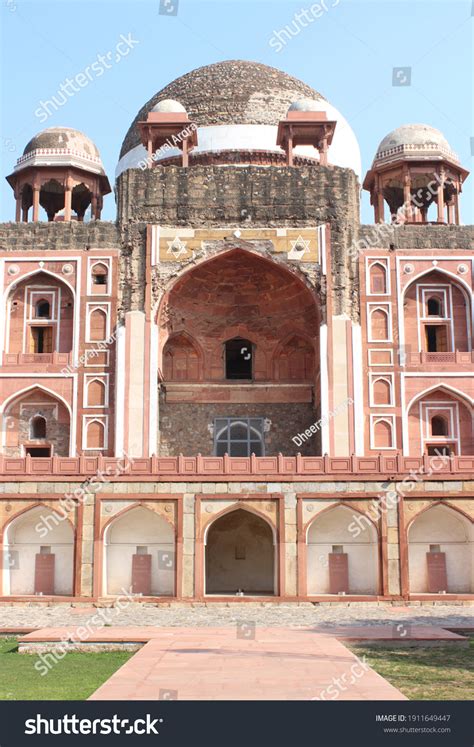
[277,99,337,168]
[6,126,111,222]
[137,99,197,168]
[363,124,469,224]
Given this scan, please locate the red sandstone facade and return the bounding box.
[0,61,472,605]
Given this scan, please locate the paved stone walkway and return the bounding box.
[83,628,407,701]
[0,603,472,630]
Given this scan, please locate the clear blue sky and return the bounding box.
[1,0,472,223]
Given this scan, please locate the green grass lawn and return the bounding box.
[0,638,134,700]
[350,640,474,700]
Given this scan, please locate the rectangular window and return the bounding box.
[30,326,53,354]
[25,446,51,457]
[425,325,448,352]
[214,417,264,457]
[426,444,454,457]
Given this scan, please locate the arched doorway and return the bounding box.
[157,248,320,457]
[205,508,275,595]
[306,505,379,595]
[103,506,175,597]
[408,505,473,593]
[3,506,74,596]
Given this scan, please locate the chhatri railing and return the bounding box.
[0,453,472,479]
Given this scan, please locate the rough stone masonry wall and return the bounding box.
[0,221,120,252]
[158,395,321,457]
[115,164,360,320]
[359,223,474,250]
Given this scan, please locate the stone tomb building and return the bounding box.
[0,61,472,603]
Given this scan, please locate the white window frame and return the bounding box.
[83,374,109,408]
[367,303,392,343]
[369,373,395,407]
[370,414,396,450]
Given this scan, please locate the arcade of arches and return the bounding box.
[2,499,471,600]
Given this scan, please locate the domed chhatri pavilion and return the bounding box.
[0,61,472,605]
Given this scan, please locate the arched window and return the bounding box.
[427,296,443,316]
[431,415,448,437]
[214,418,264,456]
[86,419,105,449]
[163,334,200,381]
[30,415,47,439]
[35,300,51,318]
[87,379,106,407]
[370,308,389,340]
[225,337,253,380]
[274,335,314,380]
[91,263,108,287]
[372,418,394,448]
[372,377,392,405]
[369,263,387,294]
[89,308,107,341]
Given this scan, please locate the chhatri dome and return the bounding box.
[117,60,361,177]
[373,123,460,166]
[20,126,107,175]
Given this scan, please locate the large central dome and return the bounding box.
[120,60,325,158]
[117,60,361,178]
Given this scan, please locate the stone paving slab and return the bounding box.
[314,625,467,641]
[1,603,473,631]
[83,628,407,701]
[18,623,466,644]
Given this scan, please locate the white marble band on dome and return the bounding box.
[116,101,361,179]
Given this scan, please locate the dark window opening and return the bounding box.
[425,325,448,352]
[214,418,264,457]
[35,300,51,318]
[31,326,53,354]
[30,415,47,439]
[427,297,443,316]
[25,446,51,457]
[431,416,448,437]
[225,337,253,380]
[92,266,108,285]
[426,444,453,457]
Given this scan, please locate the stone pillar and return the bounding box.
[386,488,401,595]
[437,171,445,223]
[182,492,195,598]
[376,190,385,224]
[287,128,294,166]
[403,169,411,221]
[123,310,146,457]
[329,316,351,455]
[319,137,328,166]
[15,193,21,223]
[32,184,40,222]
[91,193,98,220]
[147,135,153,165]
[284,492,298,596]
[64,180,73,221]
[182,138,189,168]
[80,491,96,597]
[454,192,460,224]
